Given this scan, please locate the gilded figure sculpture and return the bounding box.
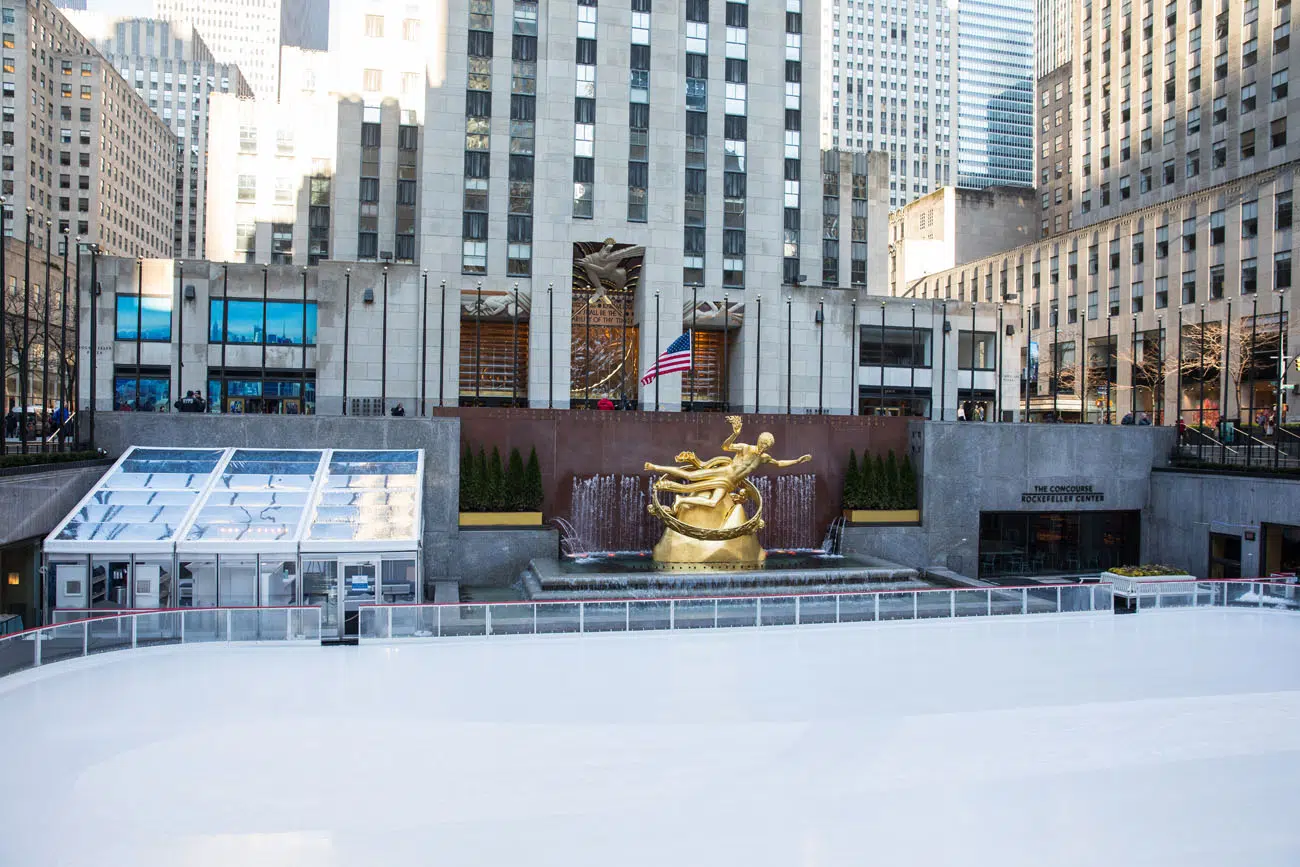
[576,238,646,304]
[645,416,812,565]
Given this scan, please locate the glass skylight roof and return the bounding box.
[306,450,422,542]
[46,447,423,554]
[53,448,224,543]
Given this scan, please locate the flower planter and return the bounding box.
[842,509,921,525]
[1102,570,1194,600]
[459,512,544,527]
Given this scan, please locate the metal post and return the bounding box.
[786,294,792,414]
[259,267,268,411]
[342,270,351,414]
[877,300,884,415]
[546,282,553,408]
[1276,289,1287,470]
[996,303,1004,422]
[218,265,228,413]
[58,229,68,448]
[88,247,97,445]
[134,258,143,412]
[1248,296,1258,464]
[654,289,661,412]
[1106,309,1113,424]
[41,220,51,436]
[1157,316,1164,426]
[301,266,308,413]
[939,301,948,420]
[1177,307,1184,437]
[911,303,920,418]
[1132,313,1139,421]
[690,284,698,410]
[512,281,520,407]
[474,279,482,404]
[970,303,977,416]
[420,271,428,415]
[20,209,30,451]
[1199,304,1206,459]
[1222,301,1231,463]
[439,279,448,407]
[754,294,761,412]
[817,297,825,414]
[621,285,630,408]
[721,292,729,411]
[174,261,183,408]
[1052,301,1059,419]
[381,266,390,411]
[1080,295,1088,423]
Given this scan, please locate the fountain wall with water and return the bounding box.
[565,472,819,554]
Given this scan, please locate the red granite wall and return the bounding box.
[438,408,910,533]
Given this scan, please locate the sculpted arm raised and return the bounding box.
[763,453,813,469]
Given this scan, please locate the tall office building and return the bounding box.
[1036,0,1073,78]
[954,0,1034,190]
[819,0,956,210]
[153,0,283,99]
[0,0,175,257]
[65,13,253,259]
[1035,0,1075,238]
[905,0,1300,427]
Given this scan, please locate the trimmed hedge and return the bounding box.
[459,442,543,512]
[841,449,917,510]
[0,450,102,470]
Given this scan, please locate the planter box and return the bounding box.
[1102,570,1194,599]
[459,511,544,527]
[842,509,921,524]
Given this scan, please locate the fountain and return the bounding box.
[521,417,941,600]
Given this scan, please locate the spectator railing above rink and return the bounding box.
[1124,578,1300,612]
[355,583,1117,641]
[0,606,322,680]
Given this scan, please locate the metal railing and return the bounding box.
[356,583,1115,640]
[1123,578,1300,612]
[0,606,322,680]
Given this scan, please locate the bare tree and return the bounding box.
[3,280,72,418]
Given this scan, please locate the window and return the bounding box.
[363,69,382,92]
[1156,225,1169,257]
[1210,264,1225,299]
[1186,150,1200,178]
[1210,210,1225,244]
[1183,218,1197,252]
[1242,129,1257,159]
[1213,95,1227,124]
[1133,236,1145,264]
[1164,159,1175,185]
[80,86,91,99]
[1242,83,1257,113]
[1277,191,1293,229]
[1132,281,1145,312]
[1243,200,1259,237]
[115,295,174,341]
[1182,270,1197,304]
[237,174,256,201]
[1276,21,1291,53]
[1213,139,1227,168]
[1087,289,1099,320]
[1244,37,1258,67]
[209,300,317,345]
[365,14,384,37]
[859,326,933,367]
[1155,276,1169,308]
[1242,257,1258,294]
[1273,68,1289,101]
[402,18,421,41]
[1276,251,1292,289]
[1272,118,1288,149]
[957,331,995,370]
[1108,285,1120,316]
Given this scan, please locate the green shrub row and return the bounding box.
[841,449,918,511]
[459,444,543,512]
[1108,564,1187,577]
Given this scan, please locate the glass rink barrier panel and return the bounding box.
[0,608,322,680]
[355,584,1121,641]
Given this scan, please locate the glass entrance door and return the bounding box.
[339,560,377,638]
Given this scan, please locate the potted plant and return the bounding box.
[459,444,545,526]
[841,449,920,524]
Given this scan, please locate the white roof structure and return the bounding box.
[45,447,424,558]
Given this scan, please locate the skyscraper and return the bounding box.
[154,0,283,99]
[955,0,1034,190]
[820,0,956,210]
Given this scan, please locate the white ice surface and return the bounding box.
[2,609,1299,867]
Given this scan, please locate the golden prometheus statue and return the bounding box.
[645,415,812,565]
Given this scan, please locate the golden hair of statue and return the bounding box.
[645,415,812,565]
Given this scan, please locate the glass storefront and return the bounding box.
[979,510,1140,579]
[1263,523,1300,577]
[206,374,315,415]
[114,371,171,412]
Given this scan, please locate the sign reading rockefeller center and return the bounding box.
[1020,485,1106,504]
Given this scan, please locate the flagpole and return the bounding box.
[654,290,660,412]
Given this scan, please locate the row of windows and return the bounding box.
[112,295,321,346]
[463,2,494,274]
[573,5,597,220]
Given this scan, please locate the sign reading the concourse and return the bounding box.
[1020,484,1105,504]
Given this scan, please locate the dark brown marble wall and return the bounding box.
[438,408,910,532]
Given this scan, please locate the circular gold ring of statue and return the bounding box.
[647,479,766,541]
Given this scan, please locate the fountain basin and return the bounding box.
[521,552,944,600]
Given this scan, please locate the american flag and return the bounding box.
[640,332,693,386]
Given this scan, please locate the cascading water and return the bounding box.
[567,472,818,554]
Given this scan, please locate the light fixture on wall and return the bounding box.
[183,285,196,301]
[363,288,375,304]
[6,572,18,586]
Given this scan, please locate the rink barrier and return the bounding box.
[354,583,1117,641]
[0,606,321,680]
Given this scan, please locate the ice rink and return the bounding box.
[1,608,1298,867]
